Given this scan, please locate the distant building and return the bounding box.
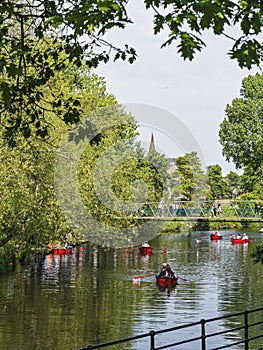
[148,132,156,154]
[147,133,176,174]
[167,158,177,174]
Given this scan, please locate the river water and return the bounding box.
[0,229,263,350]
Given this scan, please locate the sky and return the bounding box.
[95,0,260,175]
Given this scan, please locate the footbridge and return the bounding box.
[125,200,263,223]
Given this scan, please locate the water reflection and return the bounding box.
[0,230,263,350]
[140,254,150,267]
[157,285,178,297]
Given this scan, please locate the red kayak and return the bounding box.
[231,238,250,244]
[156,276,178,288]
[139,247,153,255]
[52,248,73,255]
[210,234,222,240]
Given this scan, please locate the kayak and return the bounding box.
[139,247,153,255]
[210,234,222,240]
[231,238,250,244]
[52,248,73,255]
[156,276,178,288]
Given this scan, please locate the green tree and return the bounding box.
[224,171,240,198]
[207,164,229,199]
[219,73,263,170]
[186,151,208,199]
[219,74,263,262]
[0,36,82,146]
[1,55,153,260]
[145,149,170,195]
[239,165,263,198]
[1,1,263,144]
[171,152,208,201]
[173,155,194,201]
[2,0,262,69]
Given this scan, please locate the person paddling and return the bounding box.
[158,263,177,279]
[242,233,248,240]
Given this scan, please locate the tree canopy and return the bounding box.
[219,73,263,170]
[239,165,263,198]
[170,151,208,201]
[207,164,229,199]
[1,1,263,144]
[2,0,262,68]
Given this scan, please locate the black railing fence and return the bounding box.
[78,307,263,350]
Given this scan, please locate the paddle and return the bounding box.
[124,244,141,253]
[133,273,156,279]
[178,276,188,282]
[152,248,167,253]
[126,246,167,254]
[133,274,189,282]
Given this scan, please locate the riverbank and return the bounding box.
[162,219,261,232]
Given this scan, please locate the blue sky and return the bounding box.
[95,0,259,175]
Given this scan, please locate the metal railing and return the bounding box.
[77,307,263,350]
[117,200,262,220]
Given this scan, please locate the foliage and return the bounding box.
[148,0,263,69]
[0,50,153,260]
[72,117,167,247]
[145,150,170,181]
[162,221,191,233]
[171,151,208,201]
[1,0,261,69]
[0,48,102,259]
[186,151,209,199]
[239,165,263,198]
[224,171,240,198]
[144,149,170,197]
[219,73,263,170]
[0,33,83,146]
[238,193,261,201]
[207,164,231,199]
[173,155,195,200]
[0,1,263,144]
[77,112,142,226]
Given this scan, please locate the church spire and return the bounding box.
[148,132,156,154]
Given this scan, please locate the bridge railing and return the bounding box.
[77,307,263,350]
[120,200,262,218]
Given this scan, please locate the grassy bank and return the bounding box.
[162,220,260,233]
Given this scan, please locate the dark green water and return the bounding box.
[0,229,263,350]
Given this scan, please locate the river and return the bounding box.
[0,229,263,350]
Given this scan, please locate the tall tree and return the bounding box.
[224,171,240,198]
[0,53,152,259]
[171,152,208,201]
[145,149,170,188]
[219,73,263,170]
[207,164,228,199]
[186,151,208,199]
